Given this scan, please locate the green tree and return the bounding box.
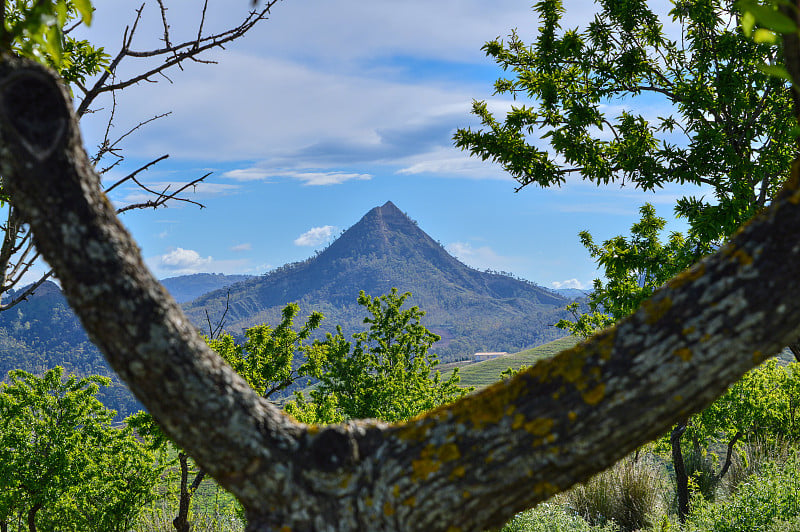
[286,289,469,424]
[556,203,697,338]
[454,3,798,519]
[0,367,158,532]
[454,0,794,246]
[130,303,324,532]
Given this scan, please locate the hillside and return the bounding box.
[454,336,581,388]
[0,281,139,416]
[161,273,254,303]
[184,201,572,361]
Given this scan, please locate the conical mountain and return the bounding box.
[184,201,570,360]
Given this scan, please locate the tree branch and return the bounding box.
[4,56,800,532]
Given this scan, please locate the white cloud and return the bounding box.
[294,226,337,247]
[551,279,587,290]
[396,147,511,180]
[293,172,372,186]
[159,247,213,273]
[222,168,372,186]
[231,243,252,252]
[222,168,272,181]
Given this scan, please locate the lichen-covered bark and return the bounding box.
[3,55,800,532]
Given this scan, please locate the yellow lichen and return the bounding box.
[411,456,440,480]
[393,484,400,498]
[462,490,471,499]
[365,497,374,507]
[568,411,577,422]
[402,496,416,507]
[673,394,683,402]
[396,419,432,442]
[411,442,461,480]
[641,296,672,325]
[446,527,463,532]
[439,442,461,462]
[582,383,605,405]
[383,502,395,517]
[682,326,696,336]
[668,263,706,290]
[673,348,692,362]
[523,417,554,436]
[596,329,617,361]
[280,527,292,532]
[512,413,526,430]
[732,249,753,266]
[450,465,466,479]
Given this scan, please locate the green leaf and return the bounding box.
[758,63,794,82]
[747,4,797,34]
[73,0,93,26]
[44,25,63,67]
[740,10,756,36]
[753,28,779,43]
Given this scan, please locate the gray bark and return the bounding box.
[3,56,800,531]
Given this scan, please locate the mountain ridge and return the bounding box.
[184,201,570,360]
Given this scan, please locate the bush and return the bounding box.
[500,503,614,532]
[718,438,793,498]
[564,455,664,532]
[685,449,800,532]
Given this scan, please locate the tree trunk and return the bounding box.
[6,57,800,531]
[788,341,800,362]
[174,452,207,532]
[716,431,742,483]
[670,422,689,523]
[26,503,40,532]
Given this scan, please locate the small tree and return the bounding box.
[0,367,159,532]
[130,303,324,532]
[287,289,469,424]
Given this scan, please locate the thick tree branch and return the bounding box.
[4,57,800,531]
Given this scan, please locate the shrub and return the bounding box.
[718,437,793,498]
[685,449,800,532]
[500,503,614,532]
[563,455,664,531]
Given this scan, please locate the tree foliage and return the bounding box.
[287,289,469,424]
[556,204,698,337]
[455,0,795,245]
[0,367,158,532]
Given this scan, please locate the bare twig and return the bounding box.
[205,291,231,339]
[76,1,282,117]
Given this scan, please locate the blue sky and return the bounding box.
[63,0,702,290]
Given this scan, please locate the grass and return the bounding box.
[455,336,580,388]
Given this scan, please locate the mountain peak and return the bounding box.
[184,202,569,360]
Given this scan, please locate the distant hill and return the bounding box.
[553,288,591,300]
[161,273,254,303]
[0,281,139,417]
[184,201,572,361]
